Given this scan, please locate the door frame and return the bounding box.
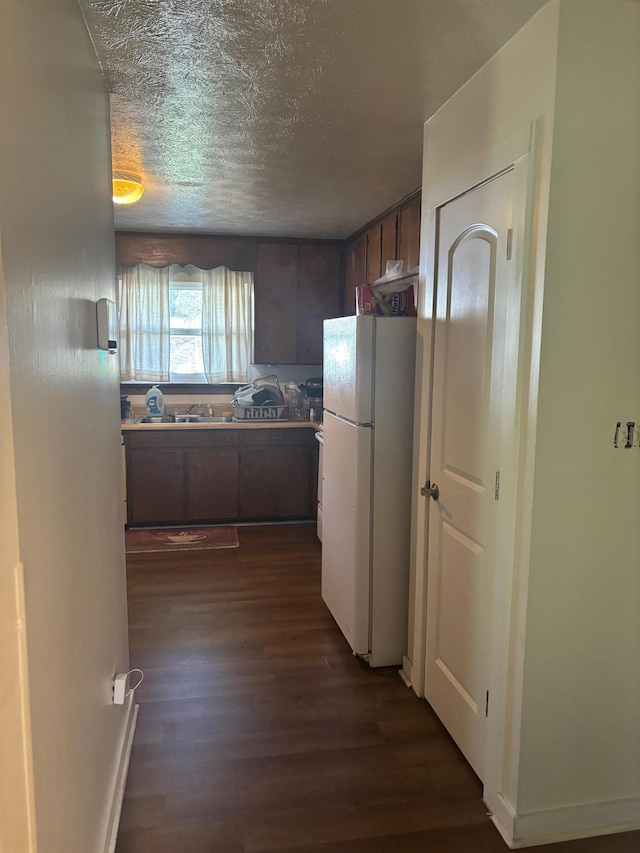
[408,122,537,819]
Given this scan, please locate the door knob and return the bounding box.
[421,481,439,501]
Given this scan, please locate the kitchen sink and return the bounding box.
[174,414,203,423]
[137,415,232,425]
[177,415,231,424]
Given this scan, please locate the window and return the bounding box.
[117,263,254,384]
[169,278,206,382]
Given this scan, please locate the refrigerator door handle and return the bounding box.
[323,409,373,428]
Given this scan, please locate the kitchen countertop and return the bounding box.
[121,420,320,432]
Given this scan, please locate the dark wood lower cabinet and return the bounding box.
[125,427,317,526]
[238,427,315,520]
[186,448,239,522]
[240,447,311,520]
[127,448,185,524]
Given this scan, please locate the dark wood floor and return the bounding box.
[116,524,640,853]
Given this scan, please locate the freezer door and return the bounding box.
[323,316,374,423]
[321,412,372,656]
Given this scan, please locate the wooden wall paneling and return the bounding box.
[398,195,422,271]
[254,243,299,364]
[115,233,258,271]
[297,244,341,363]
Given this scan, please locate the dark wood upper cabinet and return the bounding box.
[354,234,366,288]
[346,195,419,296]
[366,212,399,284]
[297,244,341,364]
[344,242,356,316]
[254,243,298,364]
[380,212,399,275]
[398,195,421,271]
[365,224,382,284]
[343,234,367,316]
[254,242,340,365]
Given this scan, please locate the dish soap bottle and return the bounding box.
[145,385,165,417]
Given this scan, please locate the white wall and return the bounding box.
[517,0,640,821]
[411,0,640,845]
[0,0,131,850]
[0,246,37,850]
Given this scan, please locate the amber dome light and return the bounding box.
[112,171,144,205]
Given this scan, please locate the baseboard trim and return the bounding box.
[491,794,640,849]
[102,700,138,853]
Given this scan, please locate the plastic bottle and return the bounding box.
[145,385,165,417]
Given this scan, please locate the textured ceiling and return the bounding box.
[80,0,547,238]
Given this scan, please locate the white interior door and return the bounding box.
[424,169,518,780]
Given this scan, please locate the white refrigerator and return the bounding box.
[321,315,416,666]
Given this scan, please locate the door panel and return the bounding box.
[425,170,514,780]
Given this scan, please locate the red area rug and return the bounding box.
[125,526,239,554]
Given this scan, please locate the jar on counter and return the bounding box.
[285,383,304,421]
[308,404,322,422]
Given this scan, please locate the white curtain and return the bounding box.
[117,264,171,382]
[117,263,254,383]
[201,266,254,383]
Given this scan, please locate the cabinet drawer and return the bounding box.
[240,428,313,447]
[126,429,238,449]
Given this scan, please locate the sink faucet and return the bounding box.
[185,403,203,415]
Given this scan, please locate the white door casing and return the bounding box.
[424,166,522,781]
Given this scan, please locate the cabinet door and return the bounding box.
[240,446,311,520]
[127,448,185,525]
[365,224,382,283]
[343,235,367,316]
[343,241,356,316]
[398,195,421,271]
[254,243,298,364]
[380,212,399,273]
[297,244,341,364]
[187,448,239,522]
[354,233,366,287]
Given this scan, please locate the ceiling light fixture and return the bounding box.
[112,171,144,205]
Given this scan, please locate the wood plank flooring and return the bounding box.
[116,524,640,852]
